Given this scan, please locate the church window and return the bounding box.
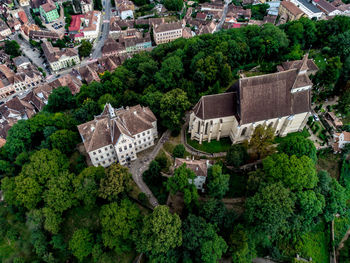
[241,127,247,136]
[205,122,208,135]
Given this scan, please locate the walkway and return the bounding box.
[129,130,171,208]
[215,0,230,32]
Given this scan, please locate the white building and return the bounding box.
[0,20,11,37]
[174,158,211,192]
[78,104,158,167]
[41,40,80,72]
[290,0,324,18]
[153,22,183,45]
[189,55,315,144]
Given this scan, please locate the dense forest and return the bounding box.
[1,16,350,262]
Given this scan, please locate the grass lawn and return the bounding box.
[274,128,310,144]
[311,51,327,71]
[186,134,232,153]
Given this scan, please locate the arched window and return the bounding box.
[268,122,273,128]
[241,127,247,136]
[205,122,208,135]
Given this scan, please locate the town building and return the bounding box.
[153,22,183,45]
[278,1,305,21]
[13,56,31,69]
[188,55,315,144]
[39,0,60,23]
[174,157,211,192]
[72,0,93,14]
[115,0,134,20]
[333,131,350,153]
[289,0,323,19]
[7,18,21,31]
[313,0,341,16]
[12,65,43,93]
[41,40,80,71]
[29,29,61,40]
[78,104,158,167]
[0,19,11,37]
[69,11,101,41]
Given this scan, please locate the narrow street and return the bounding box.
[129,130,171,208]
[215,0,230,32]
[91,0,111,59]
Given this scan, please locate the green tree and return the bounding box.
[338,89,350,115]
[97,93,118,109]
[46,86,76,113]
[5,40,21,57]
[163,0,183,11]
[155,56,184,91]
[160,88,190,133]
[245,182,294,236]
[50,129,80,154]
[226,144,248,167]
[277,136,317,163]
[263,153,318,191]
[248,124,275,159]
[172,144,185,158]
[73,166,104,209]
[206,164,230,199]
[69,228,94,262]
[78,40,93,58]
[100,199,141,253]
[182,214,228,263]
[99,163,132,200]
[199,198,227,229]
[136,205,182,256]
[42,207,63,234]
[228,224,256,263]
[166,163,198,207]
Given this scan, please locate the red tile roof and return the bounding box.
[69,15,83,32]
[18,11,28,24]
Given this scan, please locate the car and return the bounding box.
[313,114,319,121]
[0,101,4,105]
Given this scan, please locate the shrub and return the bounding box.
[173,144,185,158]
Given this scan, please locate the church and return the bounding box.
[188,55,318,144]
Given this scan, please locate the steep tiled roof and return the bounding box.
[175,158,209,178]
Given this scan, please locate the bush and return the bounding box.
[172,144,185,158]
[138,192,148,205]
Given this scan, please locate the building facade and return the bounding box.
[78,104,158,167]
[72,0,93,14]
[39,1,60,23]
[42,40,80,71]
[278,0,306,21]
[19,0,30,6]
[153,22,183,45]
[188,55,315,144]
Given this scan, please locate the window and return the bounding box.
[147,131,150,134]
[139,140,141,144]
[241,127,247,136]
[98,150,101,153]
[138,134,140,138]
[143,139,146,142]
[124,146,127,150]
[93,152,96,155]
[197,122,200,133]
[105,147,107,151]
[121,155,124,158]
[268,122,273,128]
[134,142,137,145]
[205,122,208,135]
[131,152,133,154]
[142,132,145,136]
[95,158,98,161]
[109,159,111,162]
[119,148,122,152]
[129,144,132,148]
[107,153,110,157]
[148,137,150,140]
[110,145,113,149]
[102,161,105,164]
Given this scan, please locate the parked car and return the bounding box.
[313,114,319,121]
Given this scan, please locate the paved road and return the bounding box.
[23,6,35,24]
[215,0,230,32]
[91,0,111,59]
[129,130,171,208]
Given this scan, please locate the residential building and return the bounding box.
[78,104,158,167]
[278,1,305,21]
[18,10,28,24]
[7,18,21,31]
[12,65,43,93]
[313,0,341,16]
[69,11,101,41]
[72,0,93,14]
[41,40,80,71]
[188,55,315,144]
[333,131,350,152]
[0,20,11,37]
[115,0,134,20]
[325,111,343,130]
[49,74,82,94]
[153,22,183,45]
[174,158,211,192]
[29,30,61,40]
[0,96,38,139]
[289,0,323,19]
[201,1,225,12]
[39,0,60,23]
